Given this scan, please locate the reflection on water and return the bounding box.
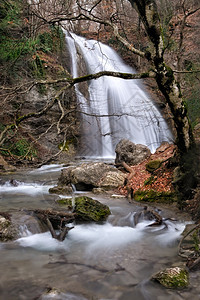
[0,164,199,300]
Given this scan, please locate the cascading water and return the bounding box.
[1,165,198,300]
[65,32,173,158]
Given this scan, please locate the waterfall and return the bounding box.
[65,32,173,158]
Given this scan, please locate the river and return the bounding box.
[0,163,199,300]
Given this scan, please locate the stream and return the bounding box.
[0,163,200,300]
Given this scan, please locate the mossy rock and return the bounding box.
[152,267,189,289]
[57,196,111,222]
[146,160,162,173]
[0,216,17,241]
[49,185,72,195]
[133,190,177,203]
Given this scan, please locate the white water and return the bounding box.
[0,181,53,195]
[65,32,173,158]
[1,165,199,300]
[16,219,187,254]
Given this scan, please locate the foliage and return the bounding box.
[192,230,200,252]
[36,26,64,54]
[184,62,200,128]
[0,0,65,79]
[12,139,36,158]
[0,136,37,160]
[58,139,75,151]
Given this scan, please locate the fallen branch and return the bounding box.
[178,224,200,260]
[33,209,75,241]
[46,217,74,241]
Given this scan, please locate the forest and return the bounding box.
[0,0,200,299]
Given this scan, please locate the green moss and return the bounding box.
[134,190,176,203]
[49,185,72,195]
[58,139,75,151]
[144,175,156,186]
[153,267,189,289]
[57,198,72,208]
[192,230,200,252]
[12,139,37,159]
[146,160,162,173]
[57,196,111,222]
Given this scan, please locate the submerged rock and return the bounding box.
[38,287,88,300]
[115,139,151,166]
[57,196,111,222]
[152,267,189,289]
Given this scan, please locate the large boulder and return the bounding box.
[51,162,125,193]
[57,196,111,222]
[115,139,151,166]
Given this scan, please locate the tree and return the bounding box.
[0,0,199,199]
[28,0,200,154]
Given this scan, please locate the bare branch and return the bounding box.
[57,99,65,134]
[112,24,146,58]
[173,70,200,74]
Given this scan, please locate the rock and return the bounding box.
[38,287,88,300]
[99,170,125,189]
[57,196,111,222]
[49,184,72,195]
[0,214,18,241]
[115,139,151,166]
[133,190,177,203]
[92,187,108,194]
[152,267,189,289]
[57,166,75,186]
[0,155,16,172]
[133,206,162,226]
[52,162,125,193]
[145,160,162,173]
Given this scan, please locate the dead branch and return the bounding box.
[187,256,200,271]
[33,209,75,241]
[178,223,200,259]
[46,217,74,241]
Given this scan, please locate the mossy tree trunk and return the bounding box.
[128,0,194,155]
[127,0,197,203]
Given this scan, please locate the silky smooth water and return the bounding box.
[65,33,173,158]
[0,164,199,299]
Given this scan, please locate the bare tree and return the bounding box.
[1,0,199,200]
[28,0,200,154]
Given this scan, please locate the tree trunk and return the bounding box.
[128,0,194,154]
